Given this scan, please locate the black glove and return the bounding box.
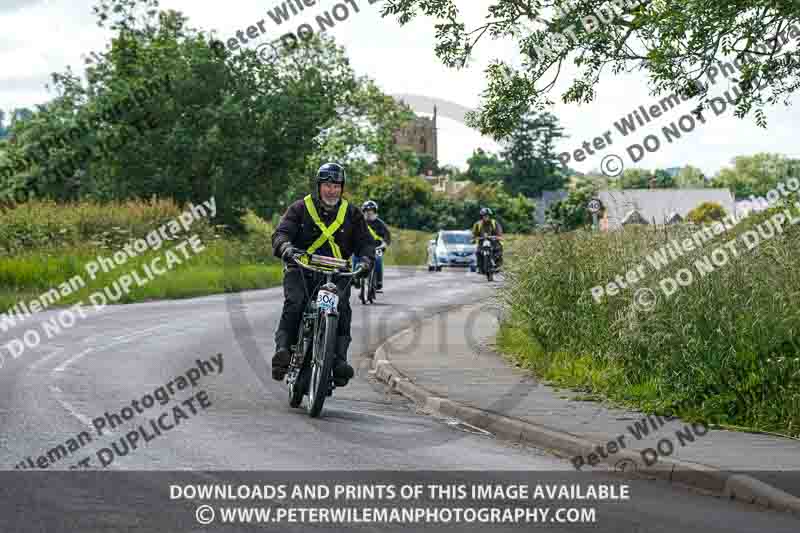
[279,242,298,260]
[356,257,374,278]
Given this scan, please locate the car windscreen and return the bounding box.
[442,233,472,245]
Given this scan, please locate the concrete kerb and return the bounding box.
[369,306,800,516]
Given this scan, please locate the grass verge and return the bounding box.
[498,205,800,437]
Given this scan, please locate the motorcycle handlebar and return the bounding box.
[288,252,362,277]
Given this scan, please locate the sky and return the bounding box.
[2,0,799,178]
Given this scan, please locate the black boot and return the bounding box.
[272,348,290,380]
[272,330,292,381]
[332,336,354,387]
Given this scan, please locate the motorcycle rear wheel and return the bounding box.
[288,334,311,408]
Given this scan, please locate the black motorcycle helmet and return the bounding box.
[362,200,378,213]
[316,162,346,198]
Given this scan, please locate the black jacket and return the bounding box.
[272,195,375,261]
[367,217,392,245]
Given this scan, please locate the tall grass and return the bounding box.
[382,226,431,266]
[0,201,283,313]
[0,202,430,316]
[498,206,800,436]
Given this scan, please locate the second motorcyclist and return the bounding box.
[353,200,391,292]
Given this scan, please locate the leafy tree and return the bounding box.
[1,0,406,227]
[616,168,651,189]
[614,167,674,189]
[500,112,566,197]
[298,81,414,208]
[687,202,726,224]
[10,108,34,127]
[356,174,434,224]
[381,0,800,137]
[465,148,511,184]
[355,174,536,232]
[652,169,675,188]
[545,173,601,231]
[675,165,706,188]
[438,164,462,178]
[712,153,800,198]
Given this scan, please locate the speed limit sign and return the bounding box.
[587,199,602,213]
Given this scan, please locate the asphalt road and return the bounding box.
[0,267,797,532]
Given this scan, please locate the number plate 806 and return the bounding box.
[317,290,338,312]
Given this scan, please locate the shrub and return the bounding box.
[687,201,726,224]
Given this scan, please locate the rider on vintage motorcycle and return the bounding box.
[352,200,391,292]
[471,207,503,272]
[270,162,375,387]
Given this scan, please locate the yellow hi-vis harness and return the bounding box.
[473,219,496,235]
[367,223,382,243]
[303,194,349,261]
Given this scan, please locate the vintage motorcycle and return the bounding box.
[477,234,502,282]
[284,250,365,417]
[360,242,386,305]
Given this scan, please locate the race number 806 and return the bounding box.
[317,291,338,311]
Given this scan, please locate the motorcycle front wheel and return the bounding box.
[367,267,376,303]
[307,313,338,417]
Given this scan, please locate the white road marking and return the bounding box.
[51,325,167,375]
[28,347,66,372]
[49,387,98,431]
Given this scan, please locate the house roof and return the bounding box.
[597,188,735,228]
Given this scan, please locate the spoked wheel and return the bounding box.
[367,268,376,304]
[288,337,311,408]
[307,313,338,417]
[359,274,367,304]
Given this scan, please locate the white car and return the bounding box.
[427,230,477,272]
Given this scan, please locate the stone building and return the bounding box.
[392,101,438,161]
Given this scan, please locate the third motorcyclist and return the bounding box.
[471,207,503,273]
